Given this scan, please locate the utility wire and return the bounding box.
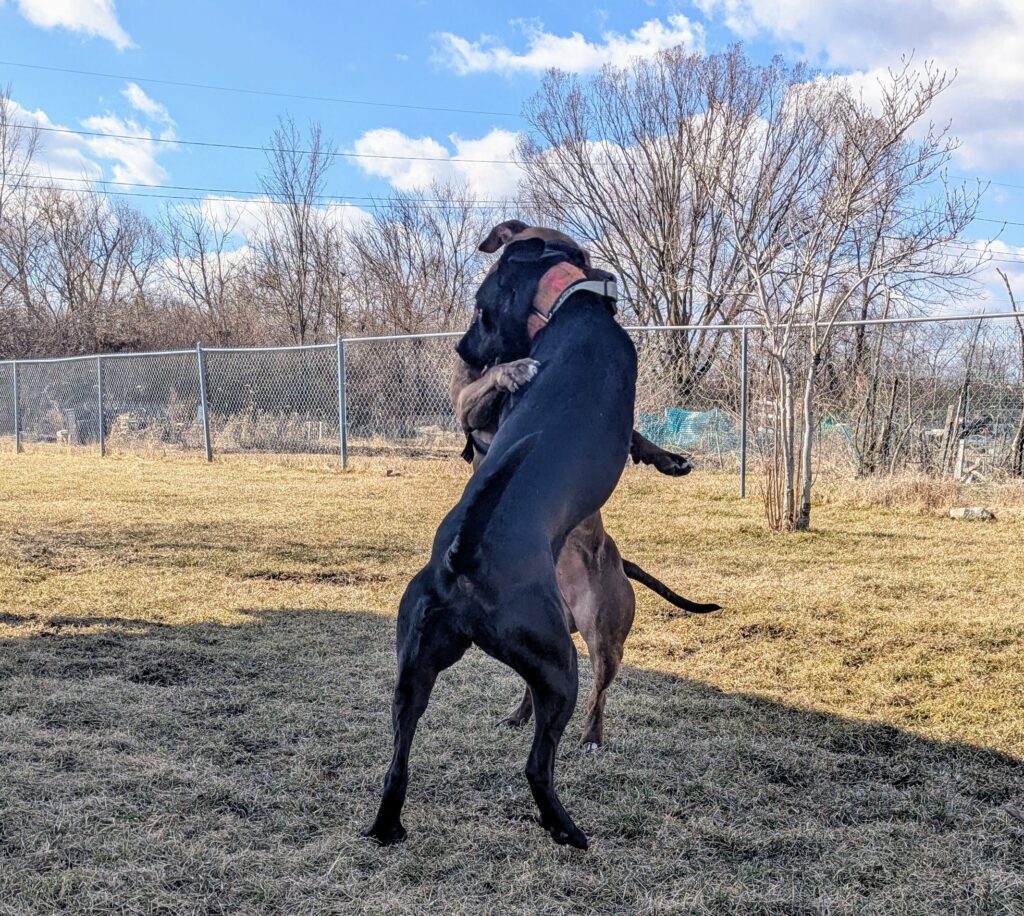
[7,60,1024,198]
[0,59,522,118]
[10,182,500,210]
[30,124,521,165]
[17,157,1024,229]
[12,179,1024,259]
[20,172,507,205]
[12,175,1024,263]
[950,174,1024,192]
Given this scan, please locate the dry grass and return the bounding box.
[818,472,1024,514]
[1,453,1022,915]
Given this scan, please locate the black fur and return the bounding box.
[363,237,637,850]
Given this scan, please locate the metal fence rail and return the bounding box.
[2,312,1022,491]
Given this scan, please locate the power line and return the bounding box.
[950,174,1024,192]
[8,59,1024,202]
[30,124,521,165]
[24,129,1024,232]
[12,181,502,210]
[23,173,506,206]
[0,59,522,118]
[13,176,1024,253]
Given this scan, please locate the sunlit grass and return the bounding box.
[1,452,1022,913]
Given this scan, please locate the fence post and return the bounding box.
[336,336,348,469]
[96,355,105,457]
[12,361,21,454]
[196,343,213,462]
[739,326,749,498]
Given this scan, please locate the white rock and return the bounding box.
[947,506,996,521]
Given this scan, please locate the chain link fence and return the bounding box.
[2,315,1022,485]
[102,350,203,453]
[344,334,461,458]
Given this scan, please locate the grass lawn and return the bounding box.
[1,451,1022,914]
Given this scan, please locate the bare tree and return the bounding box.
[0,85,42,356]
[345,182,495,335]
[722,61,980,529]
[29,187,159,353]
[251,118,342,343]
[520,48,800,397]
[160,203,250,344]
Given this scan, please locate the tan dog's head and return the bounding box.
[477,219,531,254]
[478,220,598,272]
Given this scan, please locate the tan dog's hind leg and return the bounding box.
[499,687,534,728]
[578,559,634,751]
[554,515,635,750]
[580,639,625,752]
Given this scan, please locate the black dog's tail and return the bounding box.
[622,560,721,614]
[444,432,539,576]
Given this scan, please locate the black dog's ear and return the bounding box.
[585,266,616,283]
[503,236,546,262]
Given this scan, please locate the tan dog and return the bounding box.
[450,222,719,749]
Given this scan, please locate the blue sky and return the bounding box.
[2,0,1024,303]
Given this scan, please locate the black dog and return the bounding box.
[363,237,637,850]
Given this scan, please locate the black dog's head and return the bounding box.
[456,237,589,370]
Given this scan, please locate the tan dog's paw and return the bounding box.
[493,358,540,393]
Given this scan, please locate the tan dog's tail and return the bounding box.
[622,560,721,614]
[443,432,539,576]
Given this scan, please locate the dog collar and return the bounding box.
[529,278,618,338]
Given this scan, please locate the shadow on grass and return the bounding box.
[0,609,1021,915]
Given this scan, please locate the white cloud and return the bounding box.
[14,0,133,50]
[695,0,1024,170]
[71,84,176,186]
[190,195,369,246]
[4,86,176,187]
[970,239,1024,310]
[350,127,522,198]
[80,114,170,186]
[4,98,102,182]
[435,14,703,76]
[121,83,176,139]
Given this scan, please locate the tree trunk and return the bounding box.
[872,376,900,470]
[1010,407,1024,478]
[795,357,818,530]
[781,361,797,530]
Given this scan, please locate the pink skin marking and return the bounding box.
[528,262,587,338]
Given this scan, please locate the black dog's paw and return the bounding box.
[497,714,530,729]
[552,826,589,850]
[647,451,693,476]
[361,821,407,846]
[537,815,589,850]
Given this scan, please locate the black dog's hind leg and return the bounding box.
[480,588,588,850]
[527,650,586,848]
[363,589,470,846]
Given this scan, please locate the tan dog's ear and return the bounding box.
[478,219,530,253]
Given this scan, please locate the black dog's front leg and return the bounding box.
[629,430,693,476]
